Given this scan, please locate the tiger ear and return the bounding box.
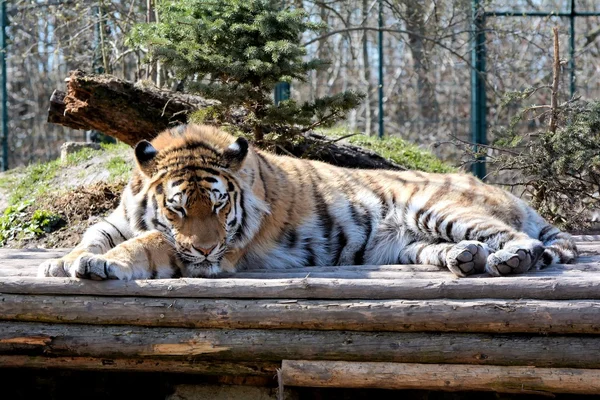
[222,137,249,170]
[134,140,158,175]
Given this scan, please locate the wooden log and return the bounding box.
[1,245,598,278]
[0,268,38,277]
[47,70,212,146]
[1,294,599,334]
[226,268,598,279]
[0,248,68,260]
[3,322,600,368]
[47,90,89,131]
[281,360,600,395]
[47,71,405,170]
[0,356,278,376]
[3,265,600,280]
[2,276,600,300]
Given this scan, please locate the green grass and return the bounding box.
[319,127,456,173]
[7,158,62,205]
[106,155,132,182]
[2,142,130,208]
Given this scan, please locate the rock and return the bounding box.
[60,142,102,163]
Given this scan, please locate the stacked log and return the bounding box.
[281,361,600,395]
[1,237,600,394]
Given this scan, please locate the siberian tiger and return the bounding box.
[38,124,577,280]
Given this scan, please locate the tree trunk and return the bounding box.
[47,70,405,170]
[402,1,439,123]
[362,0,373,136]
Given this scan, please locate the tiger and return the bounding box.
[38,124,577,280]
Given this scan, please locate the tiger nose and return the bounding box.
[192,244,217,256]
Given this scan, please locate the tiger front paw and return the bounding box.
[69,254,133,281]
[38,251,93,278]
[38,258,69,277]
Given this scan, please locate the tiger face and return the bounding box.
[134,133,249,276]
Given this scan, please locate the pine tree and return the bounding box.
[130,0,363,142]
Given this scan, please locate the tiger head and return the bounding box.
[132,125,264,277]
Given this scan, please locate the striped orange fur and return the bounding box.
[39,124,577,280]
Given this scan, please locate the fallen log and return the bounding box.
[1,294,599,334]
[281,360,600,395]
[2,322,600,368]
[48,70,212,146]
[47,70,404,170]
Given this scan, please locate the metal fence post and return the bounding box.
[274,82,290,105]
[471,0,487,179]
[377,0,384,138]
[569,0,576,98]
[1,0,7,171]
[274,1,290,106]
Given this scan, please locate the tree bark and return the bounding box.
[2,322,600,368]
[47,70,406,170]
[361,0,373,136]
[2,293,600,334]
[5,265,598,279]
[401,1,439,123]
[549,27,560,134]
[2,274,600,300]
[47,70,212,146]
[281,360,600,394]
[0,355,277,376]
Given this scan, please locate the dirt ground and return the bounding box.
[3,181,125,249]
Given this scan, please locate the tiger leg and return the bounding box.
[446,213,544,276]
[410,209,544,276]
[399,240,490,277]
[68,230,181,281]
[38,206,132,277]
[536,225,578,268]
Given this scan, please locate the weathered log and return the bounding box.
[3,322,600,368]
[2,275,600,300]
[48,90,91,131]
[225,268,591,279]
[48,70,213,146]
[47,70,405,170]
[281,360,600,395]
[1,294,599,334]
[0,356,278,376]
[4,262,600,281]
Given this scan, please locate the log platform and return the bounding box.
[1,235,600,396]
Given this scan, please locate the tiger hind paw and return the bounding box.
[446,240,489,277]
[486,241,544,276]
